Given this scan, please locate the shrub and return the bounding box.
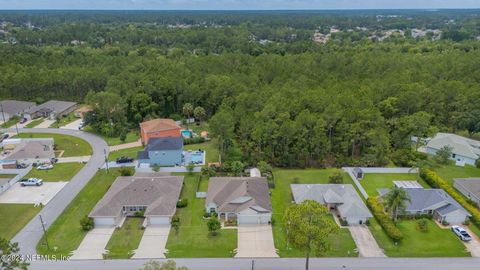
[176,199,188,208]
[118,167,134,176]
[134,210,145,217]
[329,169,344,184]
[184,137,205,145]
[201,166,216,177]
[417,218,428,232]
[152,164,160,172]
[203,211,211,218]
[207,217,221,235]
[186,163,195,175]
[80,216,94,231]
[476,159,480,169]
[367,197,403,242]
[339,218,348,226]
[420,168,480,228]
[171,216,180,235]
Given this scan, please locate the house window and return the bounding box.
[210,207,216,213]
[452,153,456,158]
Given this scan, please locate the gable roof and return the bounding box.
[140,118,181,133]
[27,100,77,115]
[146,137,183,151]
[291,184,372,219]
[454,178,480,200]
[89,174,183,218]
[427,133,480,159]
[4,138,54,160]
[0,100,35,116]
[206,177,272,214]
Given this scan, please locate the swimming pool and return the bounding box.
[183,150,204,165]
[181,130,192,138]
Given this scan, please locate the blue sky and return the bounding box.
[0,0,479,10]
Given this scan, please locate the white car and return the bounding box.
[37,164,54,170]
[19,178,43,186]
[451,225,472,242]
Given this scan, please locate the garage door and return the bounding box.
[94,217,115,226]
[149,217,170,225]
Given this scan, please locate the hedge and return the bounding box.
[419,168,480,227]
[367,197,403,242]
[184,137,205,145]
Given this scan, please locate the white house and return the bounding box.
[426,133,480,166]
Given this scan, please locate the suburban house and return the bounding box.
[140,118,182,144]
[0,100,36,122]
[378,185,470,224]
[24,100,77,120]
[2,138,55,165]
[290,184,372,225]
[453,178,480,206]
[89,174,184,227]
[205,177,272,224]
[137,137,183,166]
[425,133,480,166]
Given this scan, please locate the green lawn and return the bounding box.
[37,169,120,256]
[0,117,19,128]
[360,173,429,196]
[184,139,219,164]
[198,176,209,192]
[369,218,470,257]
[0,174,17,179]
[108,146,143,161]
[435,164,480,185]
[272,168,358,257]
[25,118,45,128]
[106,217,145,259]
[50,114,78,128]
[84,126,139,146]
[166,173,237,258]
[0,204,41,240]
[24,163,84,182]
[15,133,92,157]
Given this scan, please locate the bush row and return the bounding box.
[419,168,480,227]
[366,197,403,242]
[184,137,205,145]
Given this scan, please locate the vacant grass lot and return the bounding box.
[36,169,120,256]
[360,173,428,196]
[106,217,145,259]
[108,146,144,161]
[435,164,480,185]
[84,126,139,146]
[15,133,92,157]
[50,114,78,128]
[369,218,469,257]
[24,118,44,128]
[25,163,84,182]
[272,169,358,257]
[166,173,237,258]
[0,118,19,128]
[184,139,219,164]
[0,204,41,240]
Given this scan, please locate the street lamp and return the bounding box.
[39,215,50,250]
[104,148,109,173]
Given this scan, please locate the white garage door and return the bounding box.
[149,217,170,225]
[238,214,271,224]
[94,217,115,226]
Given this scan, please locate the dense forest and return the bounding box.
[1,10,480,167]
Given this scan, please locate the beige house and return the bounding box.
[3,138,55,165]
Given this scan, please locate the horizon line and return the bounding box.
[1,8,480,11]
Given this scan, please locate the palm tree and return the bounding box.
[182,103,193,129]
[384,187,411,221]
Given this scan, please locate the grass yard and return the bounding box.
[0,174,17,179]
[84,126,139,146]
[198,176,209,192]
[271,168,358,257]
[50,114,78,128]
[36,169,120,256]
[0,118,19,128]
[105,217,145,259]
[360,173,429,196]
[166,173,237,258]
[25,118,44,128]
[108,146,143,161]
[184,139,219,164]
[0,204,41,240]
[369,218,470,257]
[24,162,84,182]
[15,133,92,157]
[435,164,480,185]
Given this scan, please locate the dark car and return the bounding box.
[19,118,28,124]
[116,156,134,164]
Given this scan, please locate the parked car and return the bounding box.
[19,178,43,186]
[16,163,28,169]
[451,226,472,242]
[0,133,9,142]
[116,156,134,164]
[19,118,27,124]
[37,164,54,170]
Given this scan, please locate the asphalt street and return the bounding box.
[5,128,109,255]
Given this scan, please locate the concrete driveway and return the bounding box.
[132,225,170,259]
[70,227,115,260]
[0,182,68,205]
[235,224,278,258]
[34,119,56,128]
[462,227,480,257]
[60,119,83,130]
[348,225,386,257]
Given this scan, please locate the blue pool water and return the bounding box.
[181,130,192,138]
[183,150,204,165]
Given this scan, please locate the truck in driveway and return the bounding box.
[19,178,43,186]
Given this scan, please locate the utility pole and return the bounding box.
[39,215,49,250]
[251,259,255,270]
[104,148,109,173]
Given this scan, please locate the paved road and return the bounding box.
[4,128,109,255]
[29,257,480,270]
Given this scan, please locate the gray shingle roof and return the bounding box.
[427,133,480,159]
[291,184,372,219]
[206,177,272,214]
[4,138,54,160]
[454,178,480,200]
[27,100,77,115]
[0,100,35,116]
[89,174,183,218]
[146,137,183,151]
